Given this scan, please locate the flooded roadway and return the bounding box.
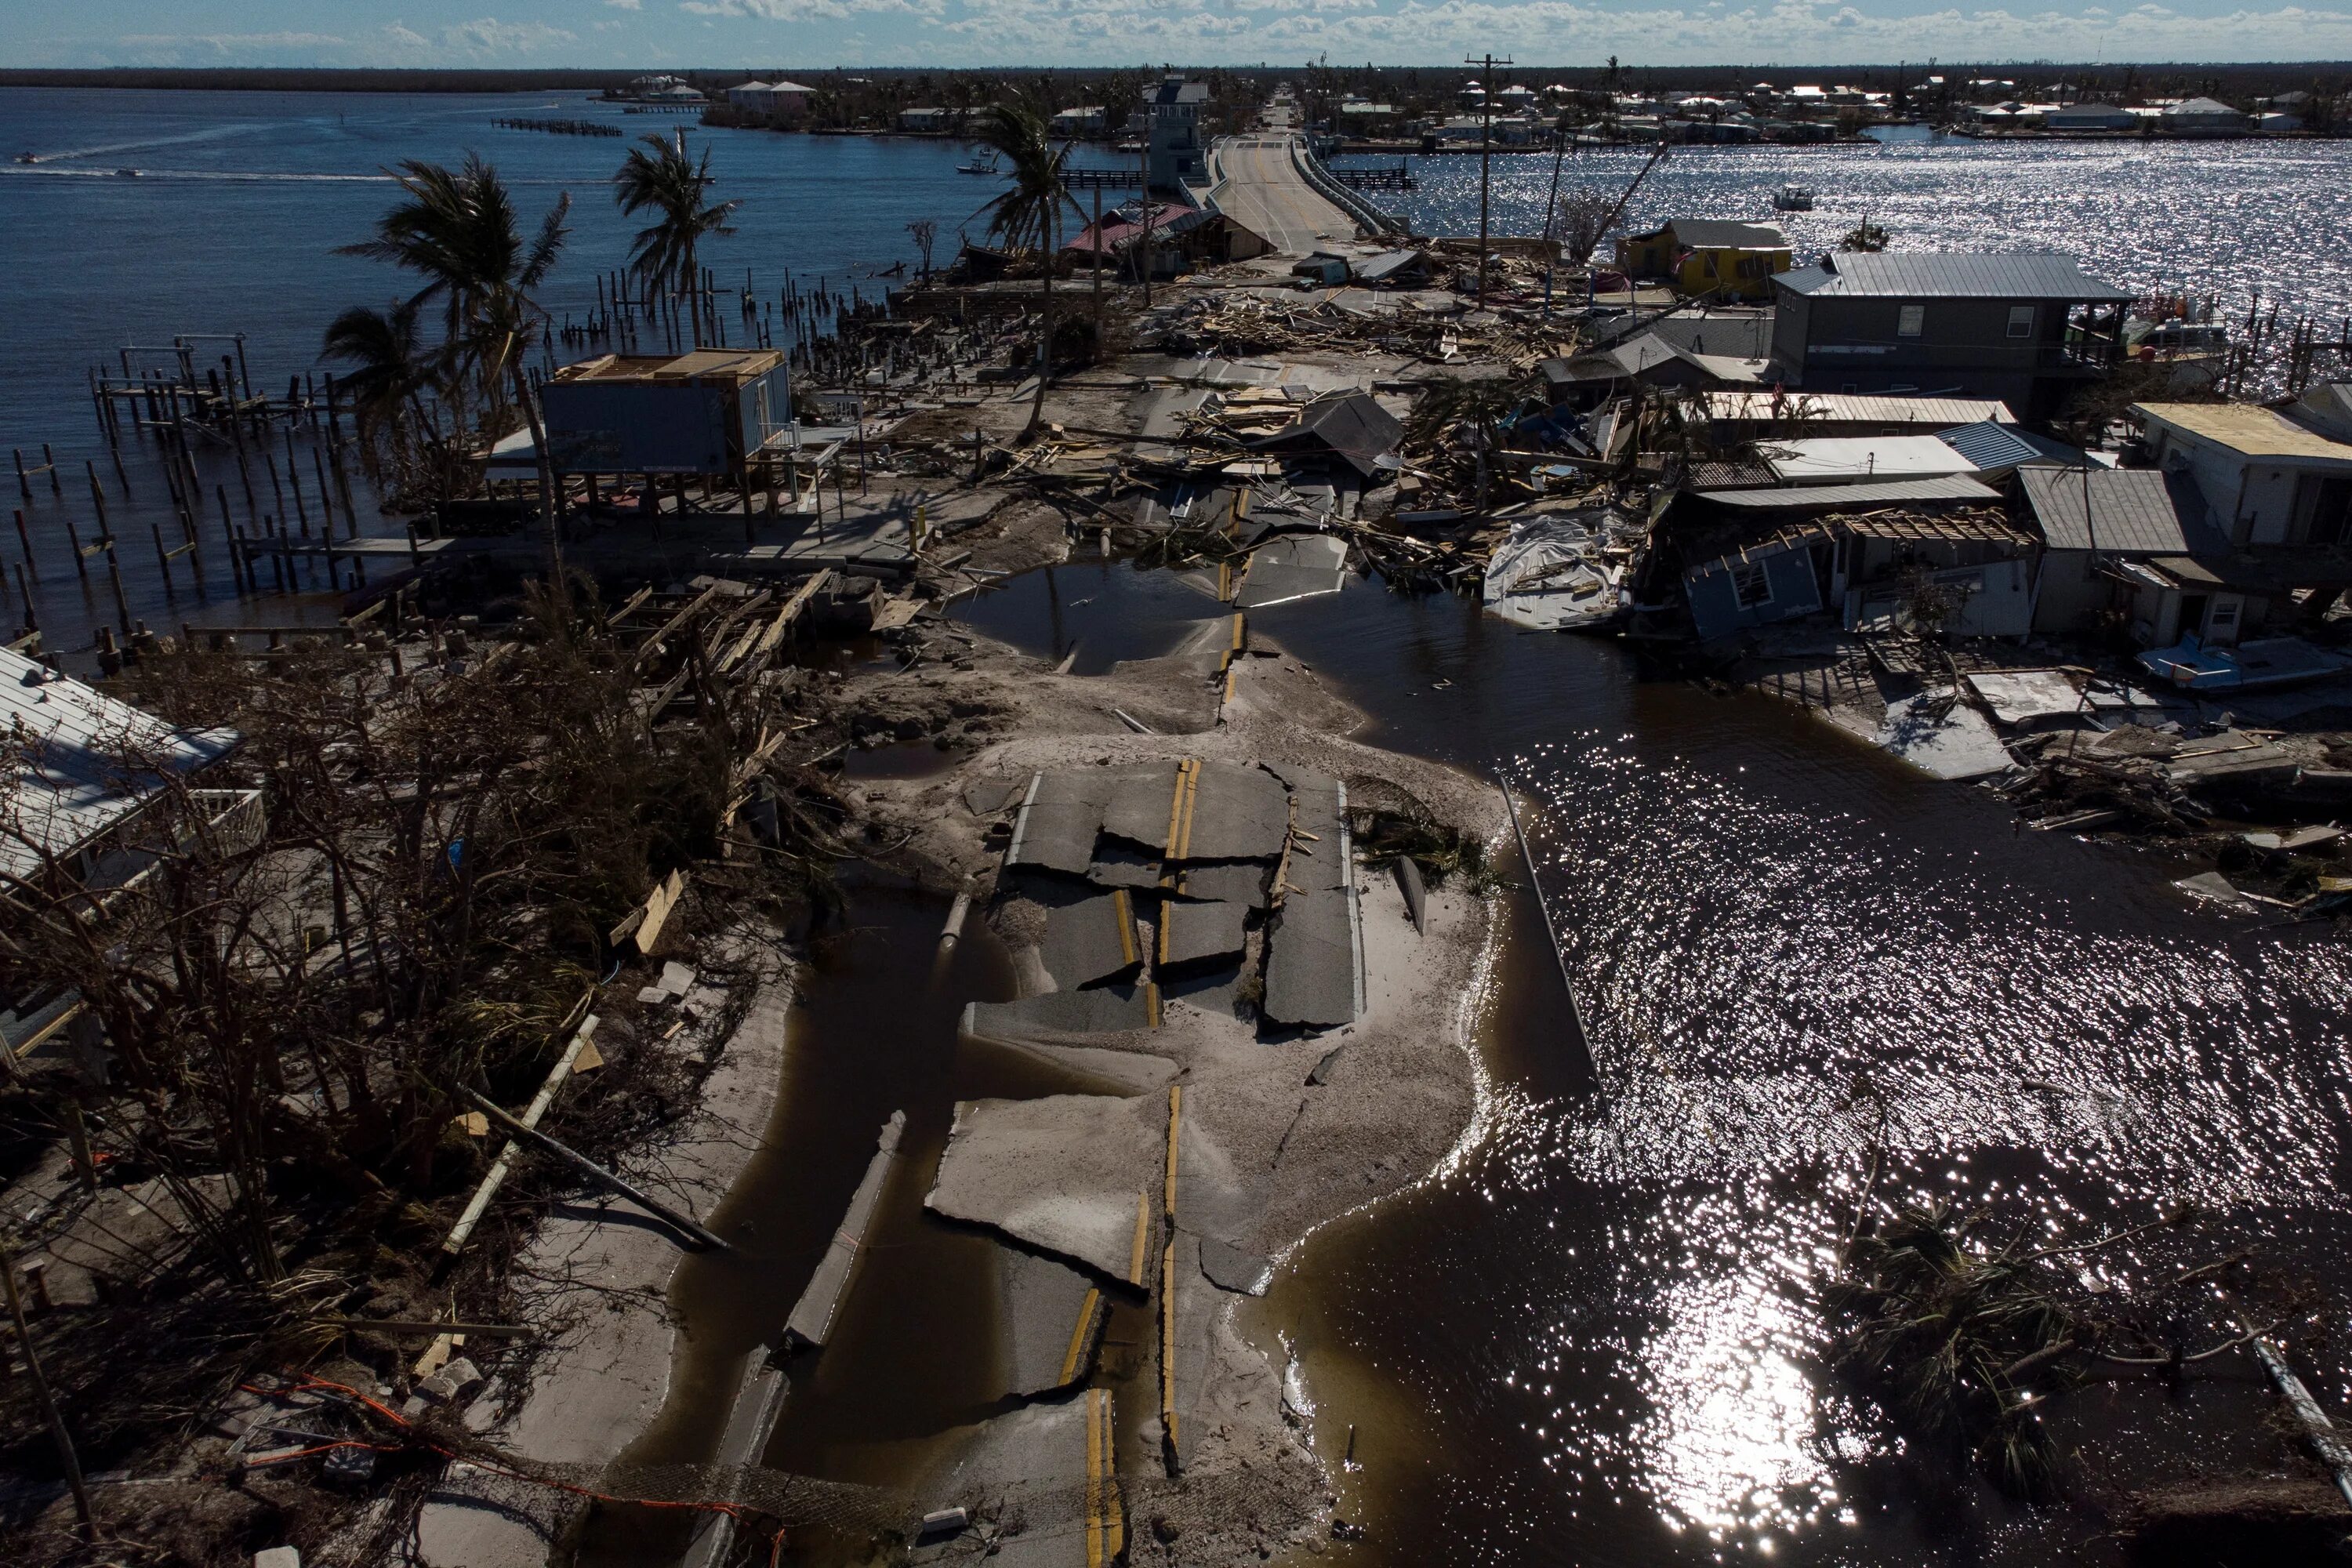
[596,559,2352,1566]
[958,561,2352,1566]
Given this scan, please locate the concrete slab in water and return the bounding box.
[966,982,1153,1042]
[1159,897,1249,967]
[1875,692,2016,781]
[1234,533,1348,609]
[784,1111,905,1352]
[927,1094,1164,1283]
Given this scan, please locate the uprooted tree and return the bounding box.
[1824,1195,2321,1501]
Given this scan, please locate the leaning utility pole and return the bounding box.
[1467,53,1512,308]
[2,1239,93,1538]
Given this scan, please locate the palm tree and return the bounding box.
[321,298,441,494]
[612,130,740,342]
[336,154,570,425]
[971,102,1080,439]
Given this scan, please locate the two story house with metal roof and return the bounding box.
[1766,251,2132,419]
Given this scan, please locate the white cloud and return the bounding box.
[607,0,645,8]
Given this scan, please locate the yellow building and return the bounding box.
[1615,219,1792,299]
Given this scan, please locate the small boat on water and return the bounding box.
[114,167,141,177]
[2123,299,2229,389]
[1772,183,1815,211]
[15,151,36,164]
[956,150,1001,175]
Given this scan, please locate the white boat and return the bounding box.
[2122,309,2229,389]
[1771,183,1815,211]
[956,150,1001,176]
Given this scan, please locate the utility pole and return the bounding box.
[1467,53,1512,308]
[2,1240,93,1538]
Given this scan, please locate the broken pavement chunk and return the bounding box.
[1197,1235,1276,1297]
[1007,770,1110,876]
[1158,898,1249,967]
[1176,763,1292,861]
[926,1094,1164,1282]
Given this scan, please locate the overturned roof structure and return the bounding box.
[1248,391,1403,478]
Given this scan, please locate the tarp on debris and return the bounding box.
[1482,516,1620,630]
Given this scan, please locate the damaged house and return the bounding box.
[2016,465,2258,643]
[1668,478,2034,641]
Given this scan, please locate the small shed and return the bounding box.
[539,350,789,477]
[1616,219,1791,299]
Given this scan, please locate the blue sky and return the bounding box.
[8,0,2350,68]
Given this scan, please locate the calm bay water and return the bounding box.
[958,563,2352,1568]
[1353,129,2352,325]
[0,87,978,649]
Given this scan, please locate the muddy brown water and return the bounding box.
[601,561,2352,1566]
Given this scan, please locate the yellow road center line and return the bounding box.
[1160,1236,1178,1455]
[1126,1189,1152,1287]
[1145,979,1162,1029]
[1084,1388,1104,1568]
[1160,759,1189,858]
[1174,758,1200,861]
[1060,1286,1102,1388]
[1112,887,1136,968]
[1164,1084,1182,1224]
[1230,612,1245,651]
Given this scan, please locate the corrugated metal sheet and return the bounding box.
[1704,391,2016,427]
[0,648,237,884]
[1762,434,1977,484]
[1696,475,2002,510]
[1935,419,2082,472]
[2020,466,2221,555]
[1776,252,2132,302]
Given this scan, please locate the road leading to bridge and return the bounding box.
[1208,136,1357,257]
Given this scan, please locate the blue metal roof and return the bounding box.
[1775,251,2132,303]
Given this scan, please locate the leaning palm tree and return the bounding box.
[612,130,739,342]
[336,154,569,426]
[971,103,1080,439]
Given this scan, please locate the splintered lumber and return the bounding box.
[610,868,687,954]
[459,1087,728,1253]
[441,1013,601,1259]
[630,583,720,670]
[325,1319,535,1340]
